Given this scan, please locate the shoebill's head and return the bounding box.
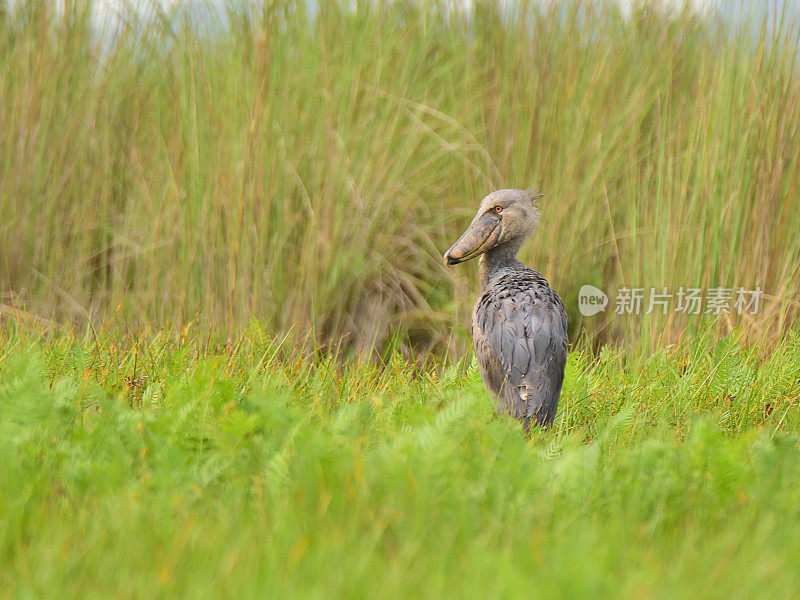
[444,189,542,266]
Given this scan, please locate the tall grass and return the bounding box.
[2,0,800,355]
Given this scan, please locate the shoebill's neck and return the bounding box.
[478,240,523,291]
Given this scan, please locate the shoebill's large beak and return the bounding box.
[444,211,502,266]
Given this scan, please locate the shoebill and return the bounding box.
[444,189,568,430]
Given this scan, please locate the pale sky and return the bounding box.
[10,1,800,33]
[88,0,725,25]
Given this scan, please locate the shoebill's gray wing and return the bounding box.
[473,288,568,429]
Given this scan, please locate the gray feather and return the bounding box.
[473,267,568,429]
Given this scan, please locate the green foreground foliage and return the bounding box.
[2,326,800,598]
